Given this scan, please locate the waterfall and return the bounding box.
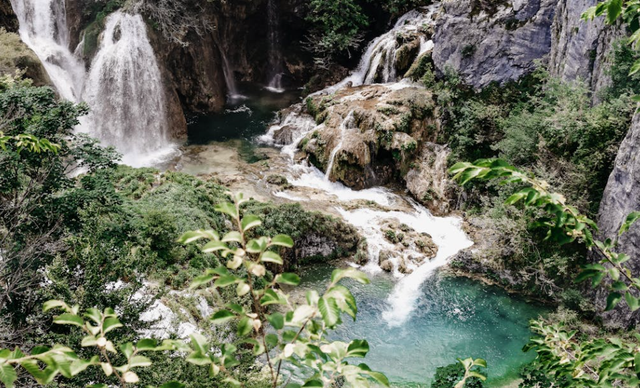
[323,7,438,94]
[81,11,176,167]
[325,111,355,180]
[10,0,85,101]
[266,0,285,92]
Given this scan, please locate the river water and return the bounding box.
[184,84,548,387]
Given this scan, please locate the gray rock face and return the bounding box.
[432,0,556,89]
[596,112,640,328]
[548,0,624,99]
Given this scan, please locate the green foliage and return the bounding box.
[305,0,369,67]
[431,359,486,388]
[450,159,640,386]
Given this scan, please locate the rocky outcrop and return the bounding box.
[432,0,556,89]
[596,112,640,328]
[548,0,625,98]
[405,143,454,216]
[0,1,18,32]
[0,29,49,86]
[300,84,438,190]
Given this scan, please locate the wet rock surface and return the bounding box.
[301,83,438,190]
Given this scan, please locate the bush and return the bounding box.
[431,362,484,388]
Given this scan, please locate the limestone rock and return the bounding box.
[432,0,556,89]
[548,0,625,100]
[596,112,640,328]
[301,84,437,190]
[0,30,50,86]
[405,143,453,216]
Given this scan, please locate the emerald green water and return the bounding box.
[298,265,549,387]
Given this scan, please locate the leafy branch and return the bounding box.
[450,159,640,312]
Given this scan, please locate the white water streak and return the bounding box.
[81,12,178,167]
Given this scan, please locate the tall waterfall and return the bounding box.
[266,0,285,92]
[10,0,85,101]
[81,12,175,166]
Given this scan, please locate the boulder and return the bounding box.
[301,84,438,190]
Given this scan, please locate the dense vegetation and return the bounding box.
[2,0,640,387]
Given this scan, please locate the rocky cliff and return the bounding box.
[0,1,18,32]
[548,0,624,99]
[596,112,640,328]
[432,0,556,89]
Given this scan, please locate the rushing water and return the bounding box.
[10,1,177,167]
[322,7,438,94]
[266,0,285,92]
[10,0,85,101]
[82,11,178,167]
[299,265,548,387]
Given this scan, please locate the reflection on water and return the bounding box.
[187,83,301,145]
[298,265,549,387]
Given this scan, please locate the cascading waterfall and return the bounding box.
[81,11,177,167]
[10,0,85,101]
[325,111,355,180]
[323,7,438,94]
[266,0,285,92]
[258,3,472,325]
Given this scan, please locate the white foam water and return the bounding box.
[321,6,439,95]
[81,11,179,167]
[258,3,473,325]
[10,0,85,101]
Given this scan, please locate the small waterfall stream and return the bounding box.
[266,0,285,92]
[323,7,438,94]
[10,0,85,101]
[325,111,355,180]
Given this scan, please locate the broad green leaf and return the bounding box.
[43,300,69,313]
[275,273,301,286]
[0,365,17,388]
[189,273,215,289]
[222,231,242,243]
[237,317,252,337]
[136,339,157,351]
[302,380,323,387]
[202,241,228,253]
[214,275,238,288]
[267,313,285,330]
[190,333,208,354]
[120,342,134,359]
[625,292,640,311]
[607,0,623,24]
[261,251,283,264]
[346,340,369,358]
[214,202,238,219]
[606,292,623,311]
[318,297,340,327]
[619,211,640,235]
[129,355,152,368]
[331,268,370,285]
[210,310,236,324]
[103,317,123,334]
[178,230,219,244]
[241,215,262,232]
[271,234,294,248]
[53,313,84,327]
